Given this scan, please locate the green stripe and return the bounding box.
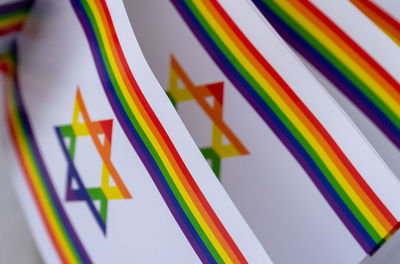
[87,188,108,222]
[187,0,383,242]
[59,125,77,158]
[201,147,221,179]
[81,3,224,262]
[0,10,28,21]
[266,0,400,130]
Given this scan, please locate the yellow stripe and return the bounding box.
[193,0,388,237]
[211,125,240,157]
[72,101,124,200]
[0,13,27,27]
[72,104,90,135]
[101,165,124,199]
[274,1,400,120]
[382,29,400,46]
[10,106,77,263]
[169,69,194,101]
[87,2,232,262]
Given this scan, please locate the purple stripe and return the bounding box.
[0,0,33,15]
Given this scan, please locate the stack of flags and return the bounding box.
[3,0,400,263]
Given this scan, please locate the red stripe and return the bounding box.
[360,0,400,33]
[0,23,24,36]
[210,0,397,226]
[97,0,247,262]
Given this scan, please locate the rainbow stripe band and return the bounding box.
[71,0,247,263]
[172,0,399,254]
[0,1,32,36]
[252,0,400,157]
[1,1,91,263]
[351,0,400,47]
[3,47,91,263]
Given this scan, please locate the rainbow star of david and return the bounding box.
[166,55,248,179]
[55,88,132,234]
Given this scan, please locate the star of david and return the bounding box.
[55,88,132,234]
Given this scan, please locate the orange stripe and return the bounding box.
[0,15,27,29]
[76,90,132,198]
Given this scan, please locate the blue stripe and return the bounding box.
[55,127,107,233]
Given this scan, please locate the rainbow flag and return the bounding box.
[171,0,400,254]
[351,0,400,47]
[71,0,248,263]
[3,47,91,264]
